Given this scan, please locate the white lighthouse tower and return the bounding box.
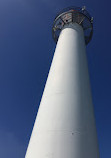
[25,6,99,158]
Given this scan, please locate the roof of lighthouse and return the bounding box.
[52,6,93,45]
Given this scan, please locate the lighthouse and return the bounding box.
[25,6,99,158]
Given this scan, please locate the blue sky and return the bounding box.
[0,0,111,157]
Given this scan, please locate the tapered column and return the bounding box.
[25,23,99,158]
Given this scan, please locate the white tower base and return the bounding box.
[25,23,99,158]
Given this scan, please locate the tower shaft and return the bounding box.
[25,23,99,158]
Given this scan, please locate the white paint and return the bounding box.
[25,23,99,158]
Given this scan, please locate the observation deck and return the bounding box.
[52,7,93,45]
